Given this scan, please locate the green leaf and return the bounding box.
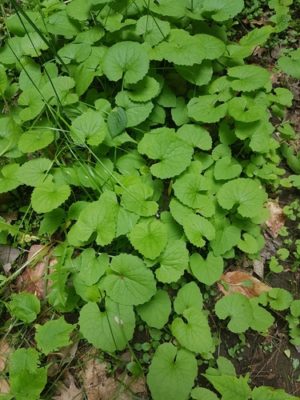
[67,191,118,246]
[174,282,203,314]
[237,233,259,254]
[9,348,47,400]
[252,386,299,400]
[210,225,241,256]
[70,110,108,146]
[177,124,212,151]
[121,182,158,217]
[183,214,216,247]
[176,61,213,86]
[173,173,215,217]
[115,91,154,127]
[127,76,160,102]
[35,317,74,355]
[0,164,21,194]
[76,249,109,286]
[188,95,227,123]
[217,178,267,218]
[204,374,251,400]
[214,156,242,180]
[39,208,65,236]
[31,180,71,214]
[17,158,52,187]
[103,253,156,305]
[103,41,149,84]
[191,387,219,400]
[129,218,168,260]
[202,0,245,21]
[156,239,189,283]
[190,252,224,286]
[8,292,40,323]
[79,299,135,352]
[215,293,252,333]
[277,48,300,79]
[18,128,54,153]
[0,64,8,95]
[152,29,225,66]
[147,343,197,400]
[267,288,293,311]
[66,0,92,21]
[138,128,193,179]
[172,307,214,354]
[136,15,170,46]
[228,65,270,92]
[107,107,127,137]
[137,289,171,329]
[249,299,274,333]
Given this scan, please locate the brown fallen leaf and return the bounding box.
[0,339,12,372]
[0,378,10,394]
[218,271,272,298]
[53,373,83,400]
[0,245,21,274]
[15,244,56,299]
[265,200,285,238]
[82,358,147,400]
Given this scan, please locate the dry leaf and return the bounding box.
[82,358,147,400]
[218,271,272,298]
[15,244,56,299]
[253,259,265,279]
[0,378,10,394]
[265,200,285,238]
[0,245,20,274]
[0,339,12,372]
[53,373,83,400]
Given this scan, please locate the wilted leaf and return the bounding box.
[265,200,285,238]
[218,271,271,298]
[0,339,11,372]
[53,373,83,400]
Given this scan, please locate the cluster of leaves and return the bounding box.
[0,0,299,399]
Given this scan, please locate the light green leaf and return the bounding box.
[121,183,158,217]
[202,0,245,22]
[204,374,251,400]
[115,91,154,127]
[147,343,197,400]
[156,239,189,283]
[176,61,213,86]
[79,299,135,352]
[31,180,71,214]
[127,76,160,103]
[136,15,170,46]
[107,107,127,138]
[149,0,186,18]
[39,208,65,236]
[173,173,215,217]
[215,293,252,333]
[8,292,40,323]
[184,214,215,247]
[137,289,171,329]
[152,29,225,66]
[67,191,118,246]
[249,299,274,333]
[267,288,293,311]
[21,32,49,57]
[277,48,300,79]
[103,41,149,84]
[210,225,241,256]
[70,110,108,146]
[177,124,212,151]
[172,307,215,354]
[252,386,299,400]
[9,348,47,400]
[18,129,54,153]
[214,156,242,180]
[138,128,193,179]
[76,249,109,286]
[0,164,21,193]
[0,64,8,94]
[129,218,168,260]
[190,252,224,286]
[191,387,219,400]
[188,95,227,123]
[238,233,259,254]
[17,158,52,187]
[66,0,92,21]
[35,317,74,355]
[228,65,270,92]
[103,253,156,305]
[116,207,140,237]
[174,282,203,314]
[217,178,267,218]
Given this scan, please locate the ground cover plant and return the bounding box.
[0,0,300,398]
